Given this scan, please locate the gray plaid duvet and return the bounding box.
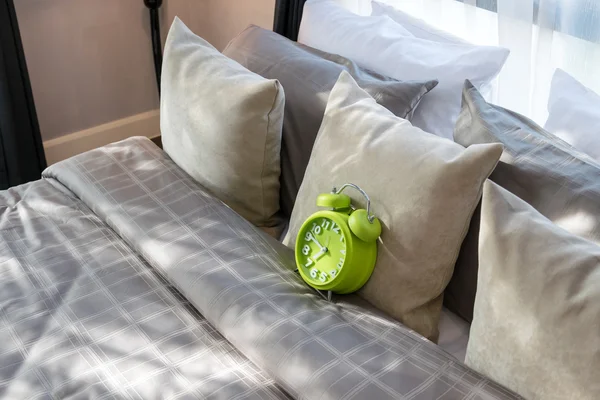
[0,137,521,399]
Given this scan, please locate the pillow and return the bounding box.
[371,2,495,101]
[372,1,499,101]
[467,180,600,399]
[284,71,502,341]
[333,0,373,15]
[161,18,285,232]
[448,80,600,323]
[298,0,509,139]
[371,1,467,45]
[223,25,437,218]
[544,68,600,162]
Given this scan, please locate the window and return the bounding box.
[454,0,600,42]
[381,0,600,125]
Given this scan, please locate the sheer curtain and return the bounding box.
[379,0,600,125]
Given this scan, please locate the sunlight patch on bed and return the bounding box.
[554,211,596,237]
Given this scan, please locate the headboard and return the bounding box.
[273,0,307,41]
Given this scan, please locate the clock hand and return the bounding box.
[307,232,325,251]
[313,237,331,260]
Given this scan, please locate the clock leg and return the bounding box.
[317,290,334,303]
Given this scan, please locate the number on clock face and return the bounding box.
[319,272,327,282]
[302,244,310,255]
[309,223,320,235]
[299,217,347,284]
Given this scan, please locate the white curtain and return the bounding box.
[378,0,600,126]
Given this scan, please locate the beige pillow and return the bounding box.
[161,18,284,232]
[467,181,600,400]
[284,71,503,340]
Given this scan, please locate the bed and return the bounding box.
[0,137,519,399]
[8,0,597,396]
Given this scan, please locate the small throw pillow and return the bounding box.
[448,80,600,323]
[284,71,503,340]
[467,180,600,400]
[298,0,509,139]
[545,69,600,162]
[161,18,285,232]
[223,25,437,218]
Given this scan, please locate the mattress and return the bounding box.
[0,137,520,399]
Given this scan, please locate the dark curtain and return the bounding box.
[0,0,46,189]
[273,0,307,41]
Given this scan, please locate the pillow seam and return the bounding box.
[261,80,283,226]
[438,151,502,297]
[406,82,438,119]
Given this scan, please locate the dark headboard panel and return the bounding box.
[273,0,307,41]
[0,0,46,188]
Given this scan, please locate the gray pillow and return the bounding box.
[448,80,600,322]
[223,25,438,217]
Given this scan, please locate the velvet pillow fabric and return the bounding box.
[449,80,600,322]
[161,19,285,233]
[285,71,502,340]
[223,25,437,218]
[467,181,600,399]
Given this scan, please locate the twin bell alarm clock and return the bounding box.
[295,183,381,294]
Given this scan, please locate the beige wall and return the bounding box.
[201,0,276,51]
[15,0,275,141]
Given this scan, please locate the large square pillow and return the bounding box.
[284,71,502,340]
[448,80,600,322]
[298,0,509,139]
[223,25,437,218]
[467,180,600,399]
[544,68,600,162]
[372,1,467,45]
[334,0,373,15]
[161,18,285,233]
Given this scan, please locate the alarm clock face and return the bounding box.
[297,214,348,286]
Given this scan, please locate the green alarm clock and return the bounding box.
[295,183,381,294]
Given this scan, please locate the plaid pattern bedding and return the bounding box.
[0,137,522,399]
[0,170,288,398]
